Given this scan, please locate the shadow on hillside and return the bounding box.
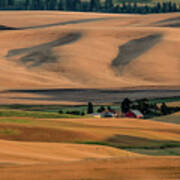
[6,32,82,68]
[112,33,163,74]
[3,88,180,103]
[0,25,17,30]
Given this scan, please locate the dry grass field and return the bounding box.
[0,11,179,104]
[0,11,180,179]
[0,115,180,179]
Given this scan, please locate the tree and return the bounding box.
[112,4,120,13]
[0,0,179,14]
[144,5,150,14]
[105,0,113,12]
[132,2,138,13]
[107,106,113,112]
[90,0,101,11]
[162,2,168,13]
[25,0,30,9]
[63,0,72,10]
[66,0,82,11]
[172,3,177,12]
[81,1,90,11]
[136,99,149,114]
[31,0,41,10]
[126,2,133,13]
[156,2,162,13]
[58,0,64,10]
[0,0,6,8]
[7,0,14,6]
[121,2,127,13]
[121,98,131,114]
[160,103,169,115]
[45,0,50,10]
[97,105,105,113]
[87,102,94,114]
[49,0,57,10]
[58,110,64,114]
[74,0,82,11]
[168,2,172,12]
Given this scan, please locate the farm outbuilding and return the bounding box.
[125,110,144,119]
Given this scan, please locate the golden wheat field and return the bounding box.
[0,11,180,104]
[0,11,180,180]
[0,116,180,180]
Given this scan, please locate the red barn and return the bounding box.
[125,110,143,119]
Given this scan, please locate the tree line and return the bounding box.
[0,0,180,14]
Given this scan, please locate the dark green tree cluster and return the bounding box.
[0,0,15,8]
[0,0,180,14]
[114,1,179,14]
[87,102,94,114]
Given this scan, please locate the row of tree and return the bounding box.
[0,0,180,14]
[121,98,180,117]
[58,100,179,118]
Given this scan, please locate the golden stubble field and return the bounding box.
[0,11,180,179]
[0,116,180,180]
[0,11,180,89]
[0,11,180,104]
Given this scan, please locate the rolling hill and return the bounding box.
[0,11,180,180]
[0,11,179,104]
[0,115,180,180]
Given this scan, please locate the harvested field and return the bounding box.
[0,11,180,180]
[0,144,180,180]
[0,113,180,179]
[153,112,180,125]
[0,124,96,142]
[0,11,179,104]
[0,140,139,165]
[0,116,180,151]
